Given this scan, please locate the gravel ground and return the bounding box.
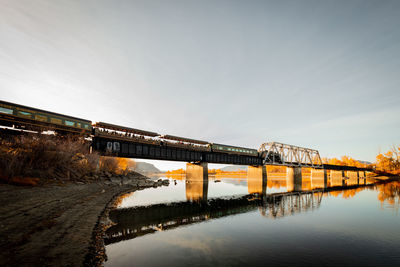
[0,176,162,266]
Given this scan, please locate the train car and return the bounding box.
[93,122,160,137]
[160,134,209,145]
[0,100,92,135]
[211,143,258,156]
[159,134,211,151]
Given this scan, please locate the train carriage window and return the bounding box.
[0,107,13,114]
[106,142,113,152]
[35,114,47,122]
[83,124,89,129]
[77,122,81,128]
[113,142,120,152]
[50,117,62,124]
[18,111,31,118]
[65,120,75,127]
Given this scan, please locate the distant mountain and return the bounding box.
[132,162,161,174]
[357,160,373,165]
[220,165,248,172]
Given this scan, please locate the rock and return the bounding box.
[122,177,136,186]
[110,177,121,185]
[138,180,147,187]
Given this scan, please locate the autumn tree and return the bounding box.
[376,146,400,174]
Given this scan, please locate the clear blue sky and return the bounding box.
[1,0,399,170]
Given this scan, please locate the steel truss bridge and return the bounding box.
[259,142,323,167]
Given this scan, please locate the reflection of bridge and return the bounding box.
[105,190,323,245]
[105,182,375,245]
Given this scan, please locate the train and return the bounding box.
[0,100,274,159]
[0,100,91,135]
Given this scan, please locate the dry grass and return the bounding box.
[0,134,99,182]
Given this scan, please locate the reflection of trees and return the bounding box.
[267,179,286,189]
[377,181,400,211]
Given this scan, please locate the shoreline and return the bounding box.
[0,174,168,266]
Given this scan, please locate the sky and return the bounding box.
[0,0,399,170]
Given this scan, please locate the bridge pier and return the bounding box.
[347,171,359,186]
[186,162,208,203]
[310,169,327,189]
[186,162,208,181]
[286,167,302,192]
[247,166,267,195]
[358,171,366,185]
[330,170,345,187]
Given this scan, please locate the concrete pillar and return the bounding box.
[330,170,345,187]
[286,167,302,192]
[247,166,267,195]
[358,171,365,185]
[347,171,359,186]
[310,168,327,189]
[186,162,208,181]
[186,162,208,203]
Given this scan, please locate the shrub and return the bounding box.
[0,134,99,181]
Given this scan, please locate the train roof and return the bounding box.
[0,100,92,123]
[160,134,209,145]
[93,122,160,137]
[212,143,257,151]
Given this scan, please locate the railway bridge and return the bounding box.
[93,127,372,191]
[0,99,374,191]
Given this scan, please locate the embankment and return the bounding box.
[0,174,169,266]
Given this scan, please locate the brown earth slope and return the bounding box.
[0,178,161,266]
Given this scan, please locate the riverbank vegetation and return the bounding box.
[375,146,400,175]
[0,134,136,185]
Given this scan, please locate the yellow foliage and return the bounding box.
[376,146,400,174]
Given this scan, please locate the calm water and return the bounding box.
[104,175,400,266]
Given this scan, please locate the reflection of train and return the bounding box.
[0,100,273,158]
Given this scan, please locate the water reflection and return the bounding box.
[186,179,208,203]
[106,176,400,267]
[105,190,325,245]
[106,180,388,246]
[377,181,400,212]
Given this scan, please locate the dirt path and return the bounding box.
[0,181,144,266]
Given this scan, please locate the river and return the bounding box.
[103,174,400,266]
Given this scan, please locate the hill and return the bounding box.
[132,162,161,174]
[220,165,248,172]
